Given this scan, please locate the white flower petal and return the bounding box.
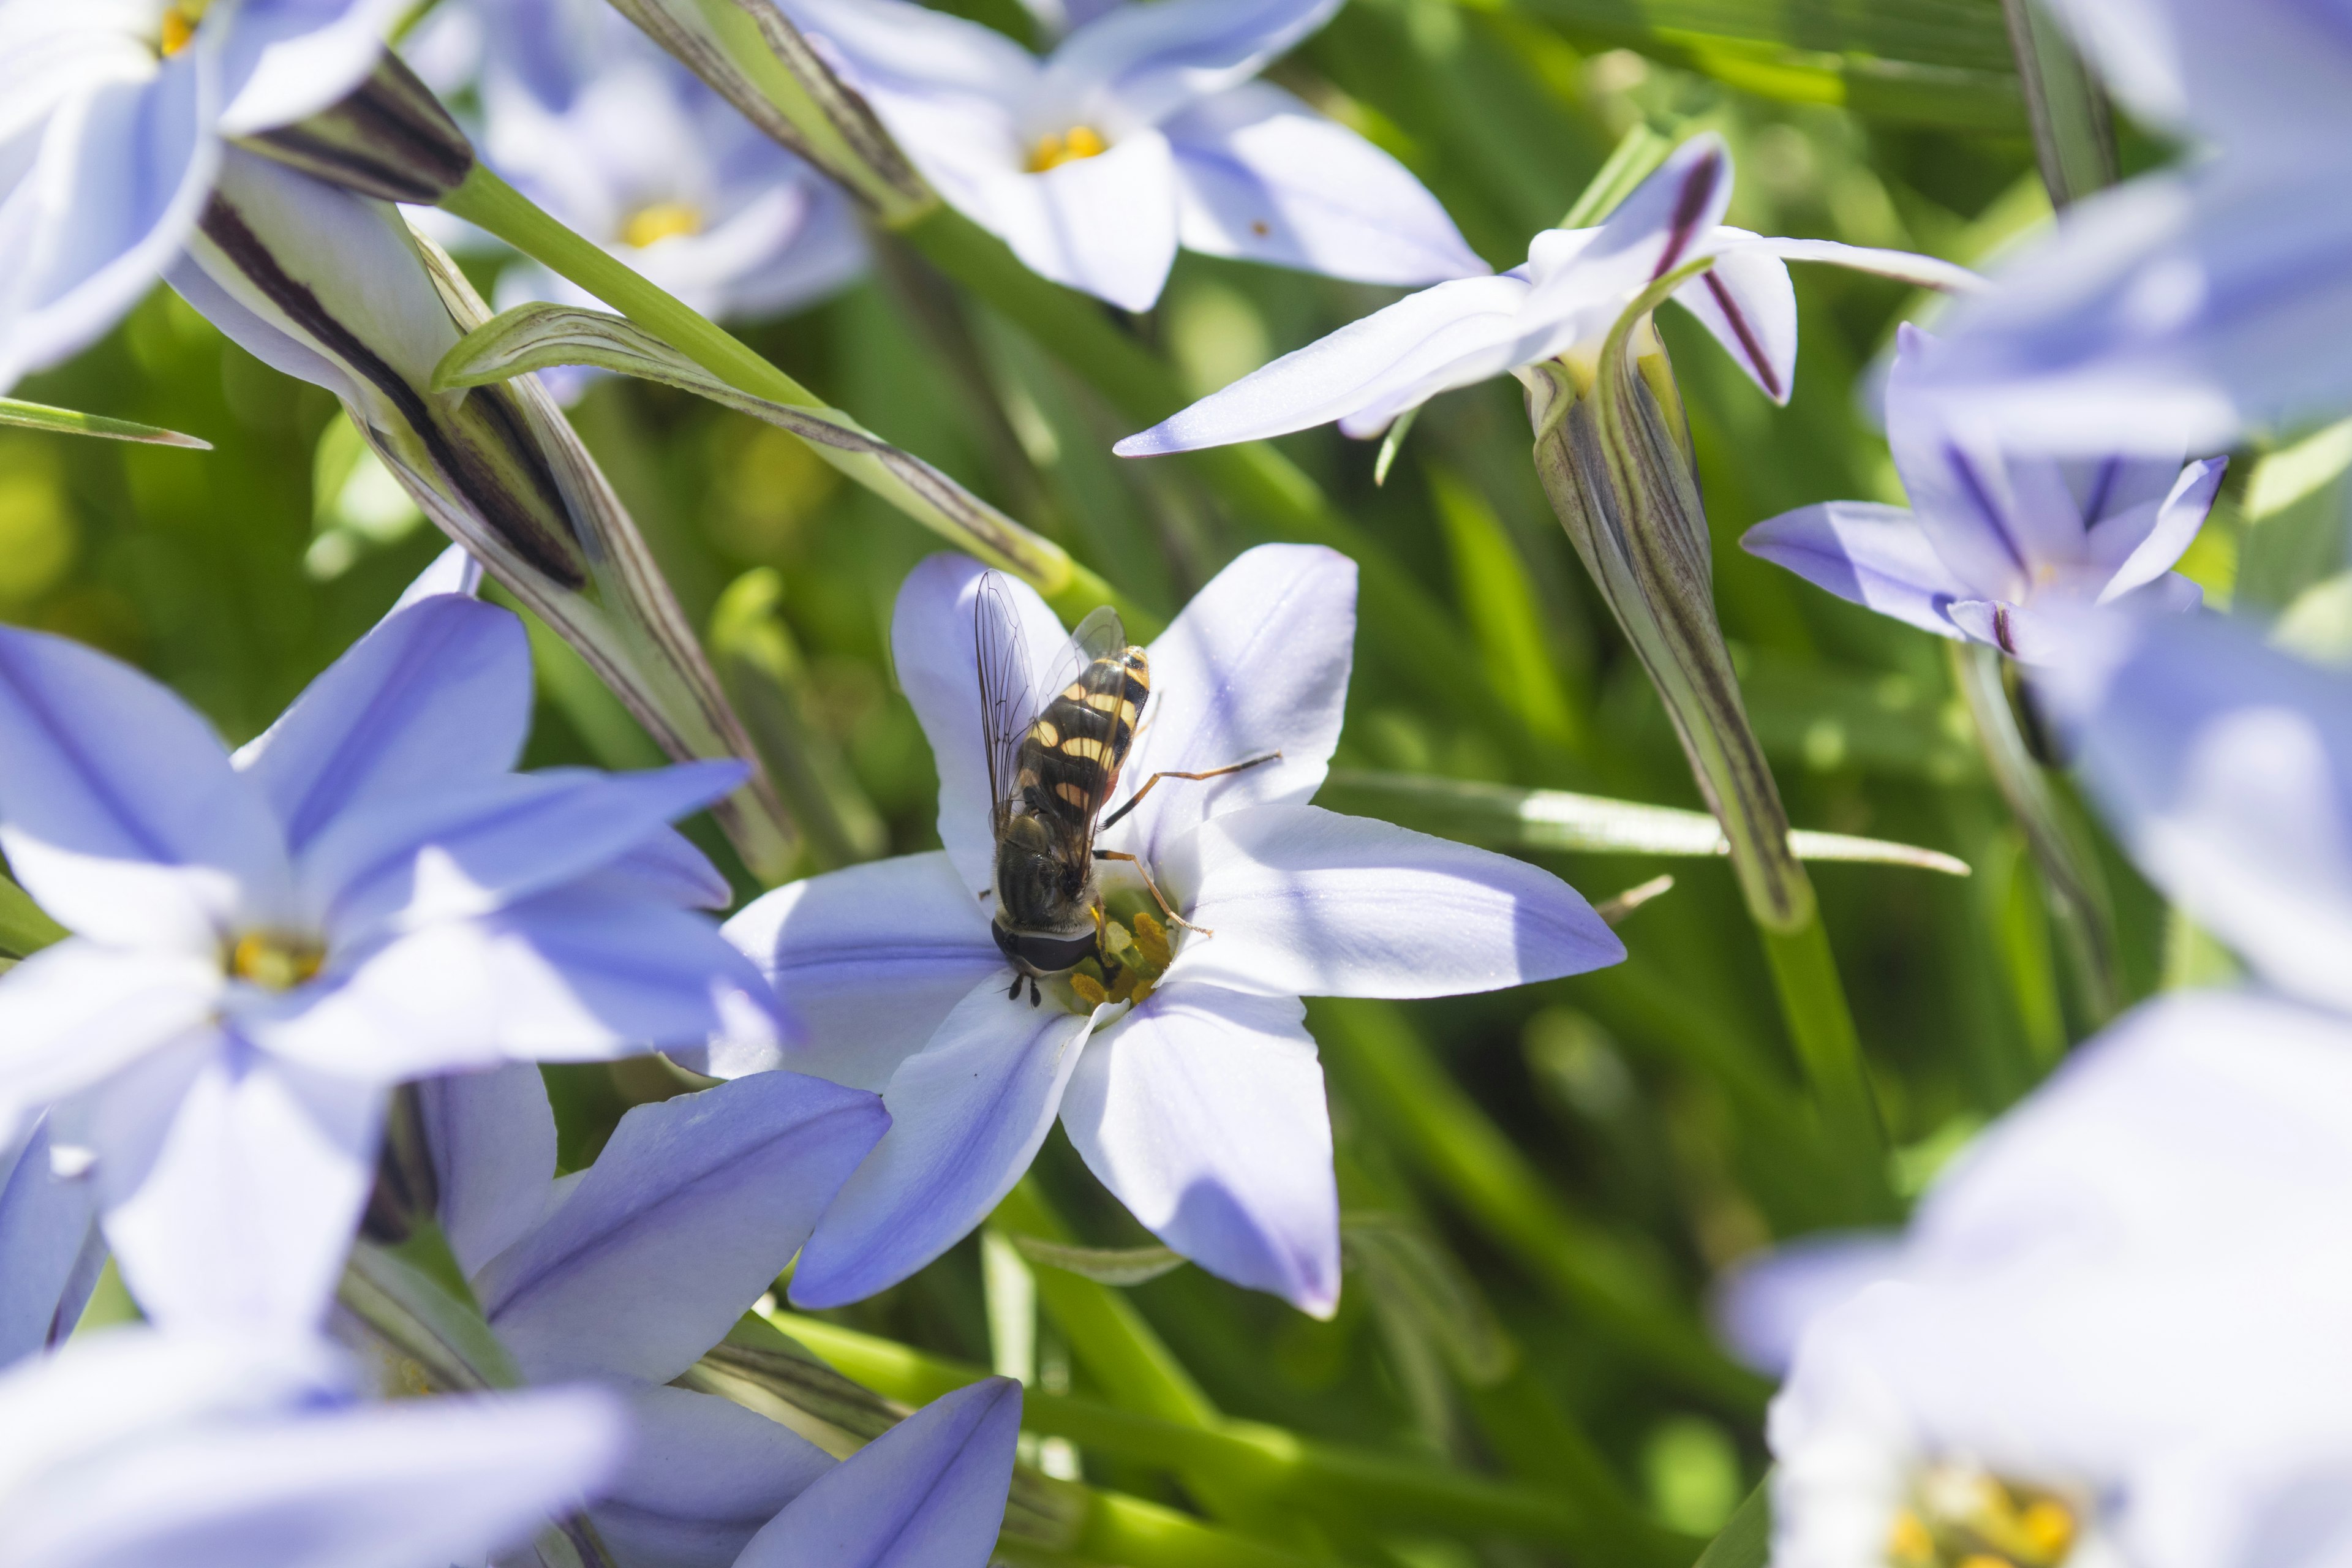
[974,130,1179,311]
[1060,982,1338,1314]
[718,851,1001,1091]
[1670,234,1795,404]
[1165,83,1486,286]
[790,978,1097,1309]
[217,0,410,135]
[1161,804,1623,998]
[0,943,222,1137]
[1048,0,1341,133]
[1115,544,1355,866]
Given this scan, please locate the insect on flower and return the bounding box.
[976,574,1273,1004]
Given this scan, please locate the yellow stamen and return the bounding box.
[160,1,209,56]
[2019,1502,2075,1562]
[1069,971,1110,1008]
[1887,1512,1935,1567]
[229,931,325,992]
[620,201,703,248]
[1131,910,1171,971]
[1027,126,1109,173]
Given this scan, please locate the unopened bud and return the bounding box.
[240,51,475,205]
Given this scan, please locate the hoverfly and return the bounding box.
[976,575,1273,1005]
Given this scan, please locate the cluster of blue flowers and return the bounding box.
[0,0,2348,1563]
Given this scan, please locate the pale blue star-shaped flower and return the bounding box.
[0,1325,625,1567]
[0,0,407,390]
[1740,325,2225,662]
[777,0,1488,310]
[704,544,1624,1317]
[410,1060,1020,1568]
[1910,0,2352,452]
[0,551,785,1335]
[1115,134,1979,454]
[0,1114,104,1368]
[413,0,865,335]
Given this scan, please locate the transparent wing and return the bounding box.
[974,573,1036,836]
[1035,606,1127,710]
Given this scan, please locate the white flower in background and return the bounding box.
[0,0,407,389]
[707,545,1623,1316]
[0,1326,623,1567]
[777,0,1488,309]
[410,0,864,334]
[1115,134,1980,454]
[1741,326,2225,662]
[0,551,782,1333]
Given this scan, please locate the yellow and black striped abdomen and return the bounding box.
[1017,645,1148,828]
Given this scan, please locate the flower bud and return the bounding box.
[171,149,799,880]
[1521,334,1814,933]
[239,51,476,205]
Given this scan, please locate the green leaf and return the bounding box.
[0,871,66,959]
[1373,406,1420,486]
[1691,1479,1772,1568]
[0,397,209,448]
[1319,769,1971,875]
[1008,1235,1189,1286]
[432,301,1075,590]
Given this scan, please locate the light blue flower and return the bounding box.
[1741,325,2225,662]
[0,1115,104,1368]
[0,551,784,1336]
[1910,0,2352,452]
[0,0,408,390]
[1115,134,1978,454]
[414,1059,1018,1568]
[706,545,1624,1317]
[777,0,1488,309]
[0,1324,625,1568]
[417,0,864,334]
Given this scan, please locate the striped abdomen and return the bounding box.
[1016,645,1149,829]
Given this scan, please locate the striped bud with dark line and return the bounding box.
[238,50,476,206]
[170,149,800,881]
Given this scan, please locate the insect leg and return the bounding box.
[1098,751,1281,833]
[1030,976,1042,1007]
[1094,849,1211,936]
[1008,972,1024,1001]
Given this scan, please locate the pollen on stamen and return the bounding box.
[229,931,325,992]
[1027,125,1109,173]
[1889,1463,2082,1568]
[621,201,704,249]
[159,0,210,56]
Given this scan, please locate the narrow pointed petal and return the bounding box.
[1160,804,1624,998]
[978,132,1180,312]
[1723,235,1983,295]
[392,543,485,608]
[260,890,780,1080]
[0,1117,101,1365]
[892,556,1069,897]
[0,61,222,388]
[1116,545,1356,866]
[415,1063,557,1280]
[1883,327,2052,598]
[1943,598,2094,662]
[1049,0,1340,126]
[1114,273,1531,454]
[1740,501,1971,638]
[791,981,1096,1309]
[1520,132,1733,321]
[1166,85,1486,286]
[303,761,746,945]
[592,1385,836,1568]
[2052,614,2352,1012]
[216,0,412,134]
[780,0,1042,104]
[0,943,222,1136]
[1672,235,1795,404]
[477,1071,886,1385]
[736,1378,1022,1568]
[592,827,735,912]
[718,853,1000,1091]
[2097,456,2226,600]
[0,625,291,951]
[91,1039,380,1333]
[1060,983,1338,1314]
[233,595,533,858]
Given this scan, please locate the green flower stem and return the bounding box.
[1009,1485,1336,1568]
[768,1308,1627,1552]
[1759,916,1898,1219]
[1948,639,2122,1027]
[435,165,1127,627]
[1997,0,2117,208]
[0,870,65,959]
[894,204,1567,777]
[1310,998,1772,1416]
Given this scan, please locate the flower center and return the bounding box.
[228,930,326,992]
[1027,126,1109,173]
[1067,894,1174,1012]
[1888,1462,2080,1568]
[159,0,211,56]
[620,201,704,248]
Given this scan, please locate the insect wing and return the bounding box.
[974,573,1037,836]
[1034,605,1127,710]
